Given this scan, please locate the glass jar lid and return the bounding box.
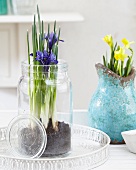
[7,114,47,159]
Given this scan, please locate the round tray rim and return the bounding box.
[0,124,110,161]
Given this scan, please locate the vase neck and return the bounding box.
[95,63,135,86]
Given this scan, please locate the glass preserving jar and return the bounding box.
[18,59,73,157]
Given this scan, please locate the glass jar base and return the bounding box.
[41,119,71,157]
[41,150,72,158]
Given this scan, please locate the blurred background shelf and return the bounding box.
[0,12,84,23]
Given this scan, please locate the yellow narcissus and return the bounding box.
[114,47,127,61]
[103,35,113,48]
[122,38,134,49]
[103,35,134,76]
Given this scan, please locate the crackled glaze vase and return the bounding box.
[88,63,136,144]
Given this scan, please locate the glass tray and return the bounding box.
[0,125,110,170]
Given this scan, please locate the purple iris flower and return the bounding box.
[34,50,58,66]
[45,32,64,50]
[36,51,44,61]
[44,32,57,50]
[44,52,58,65]
[43,50,48,59]
[35,50,46,65]
[49,53,58,64]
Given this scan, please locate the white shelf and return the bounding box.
[0,12,84,23]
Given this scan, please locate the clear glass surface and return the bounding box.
[7,114,47,159]
[18,59,73,157]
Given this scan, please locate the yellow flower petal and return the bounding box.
[130,41,135,44]
[122,38,135,49]
[114,47,127,61]
[120,54,127,61]
[103,35,113,47]
[114,52,120,61]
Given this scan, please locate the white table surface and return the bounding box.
[0,110,136,169]
[96,145,136,170]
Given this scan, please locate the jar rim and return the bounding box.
[21,59,68,73]
[22,59,68,66]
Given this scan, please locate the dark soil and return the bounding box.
[42,119,71,157]
[20,119,71,157]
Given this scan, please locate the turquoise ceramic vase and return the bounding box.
[88,63,136,144]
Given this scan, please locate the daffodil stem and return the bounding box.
[121,61,124,76]
[103,56,106,67]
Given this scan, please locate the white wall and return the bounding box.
[39,0,136,109]
[0,89,17,110]
[0,0,136,110]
